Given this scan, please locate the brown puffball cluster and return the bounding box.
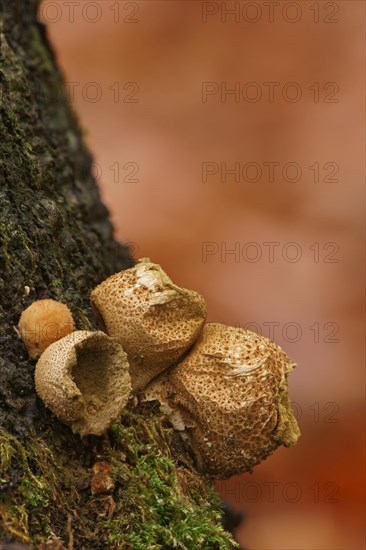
[20,258,299,477]
[90,258,207,390]
[18,299,74,359]
[34,331,131,436]
[144,323,300,479]
[89,259,299,478]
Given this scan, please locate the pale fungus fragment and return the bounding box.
[18,299,74,359]
[34,331,131,436]
[144,323,300,479]
[90,461,115,495]
[90,258,207,391]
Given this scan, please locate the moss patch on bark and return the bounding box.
[1,406,236,549]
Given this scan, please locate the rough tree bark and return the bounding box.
[0,2,236,548]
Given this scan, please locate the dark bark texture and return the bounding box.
[0,0,134,438]
[0,2,237,548]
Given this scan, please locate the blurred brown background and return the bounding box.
[43,1,365,548]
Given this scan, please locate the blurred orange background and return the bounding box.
[43,1,365,548]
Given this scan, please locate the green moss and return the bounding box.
[111,452,233,549]
[20,476,50,509]
[49,278,63,292]
[0,223,12,271]
[0,434,14,473]
[104,410,237,550]
[0,409,237,549]
[0,431,55,544]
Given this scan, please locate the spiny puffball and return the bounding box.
[34,330,131,436]
[18,299,74,359]
[144,323,300,479]
[90,258,207,391]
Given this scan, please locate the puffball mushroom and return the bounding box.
[18,299,74,359]
[90,258,207,391]
[144,323,300,479]
[35,331,131,436]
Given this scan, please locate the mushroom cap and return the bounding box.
[90,258,207,391]
[34,330,131,436]
[18,299,75,359]
[145,323,300,479]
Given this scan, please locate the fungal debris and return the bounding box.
[34,331,131,436]
[90,460,115,495]
[18,298,74,359]
[90,258,207,391]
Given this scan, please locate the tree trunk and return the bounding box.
[0,2,236,548]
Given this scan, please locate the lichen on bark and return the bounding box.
[0,1,236,548]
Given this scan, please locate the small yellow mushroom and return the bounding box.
[144,323,300,479]
[18,299,74,359]
[90,258,207,391]
[34,331,131,436]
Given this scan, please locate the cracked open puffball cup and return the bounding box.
[90,258,207,391]
[18,299,75,359]
[34,330,131,436]
[144,323,300,479]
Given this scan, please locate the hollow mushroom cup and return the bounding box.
[90,258,207,391]
[34,330,131,436]
[144,323,300,480]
